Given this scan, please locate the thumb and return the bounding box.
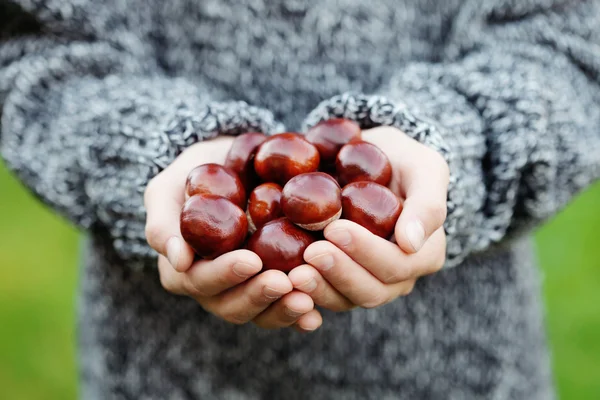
[144,177,196,272]
[394,158,449,254]
[143,137,236,271]
[394,194,447,254]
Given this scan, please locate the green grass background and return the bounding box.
[1,160,599,399]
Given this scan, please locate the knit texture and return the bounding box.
[1,0,599,398]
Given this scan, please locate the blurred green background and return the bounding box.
[0,160,599,400]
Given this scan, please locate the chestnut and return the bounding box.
[341,181,402,239]
[247,183,284,233]
[281,172,342,231]
[335,141,392,187]
[246,218,317,272]
[180,194,248,259]
[254,133,320,185]
[224,132,267,191]
[185,163,246,209]
[305,119,362,165]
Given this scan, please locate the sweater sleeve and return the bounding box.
[0,38,282,263]
[303,0,600,268]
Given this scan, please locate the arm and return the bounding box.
[0,6,323,330]
[0,30,281,265]
[303,0,600,268]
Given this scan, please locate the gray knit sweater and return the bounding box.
[2,0,599,398]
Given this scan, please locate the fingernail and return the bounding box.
[307,253,335,271]
[298,323,318,332]
[297,278,317,292]
[233,262,258,278]
[325,229,352,247]
[284,307,304,318]
[406,220,425,252]
[166,237,181,269]
[263,286,285,299]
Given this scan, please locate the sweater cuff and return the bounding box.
[109,101,283,265]
[155,101,285,171]
[302,92,463,268]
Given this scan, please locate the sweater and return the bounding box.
[1,0,599,398]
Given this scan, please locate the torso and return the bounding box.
[140,0,464,128]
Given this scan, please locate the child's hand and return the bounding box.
[289,126,449,311]
[144,136,321,331]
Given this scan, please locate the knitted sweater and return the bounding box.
[1,0,599,398]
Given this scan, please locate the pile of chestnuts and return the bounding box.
[180,119,402,272]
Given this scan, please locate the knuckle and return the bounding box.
[252,319,269,329]
[360,292,388,309]
[220,311,248,325]
[330,300,357,312]
[159,272,179,294]
[217,268,239,288]
[311,279,328,299]
[400,281,416,296]
[426,202,448,227]
[182,275,208,298]
[144,222,162,249]
[253,318,279,330]
[382,267,406,285]
[248,292,271,309]
[316,284,355,312]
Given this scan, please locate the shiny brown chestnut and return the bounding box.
[224,132,267,191]
[341,181,402,239]
[185,163,246,209]
[305,119,362,165]
[180,194,248,259]
[336,141,392,187]
[247,183,283,233]
[281,172,342,231]
[246,218,317,272]
[254,133,320,185]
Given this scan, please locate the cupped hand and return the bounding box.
[290,126,449,311]
[144,136,321,331]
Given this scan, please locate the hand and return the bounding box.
[289,126,449,311]
[144,136,322,331]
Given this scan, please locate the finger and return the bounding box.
[252,291,314,329]
[324,220,445,283]
[144,173,195,272]
[182,250,262,297]
[394,151,449,254]
[157,255,188,295]
[144,137,234,272]
[386,279,418,298]
[303,240,389,308]
[202,270,293,325]
[294,309,323,333]
[288,265,356,312]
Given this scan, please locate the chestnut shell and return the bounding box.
[247,183,284,233]
[341,181,402,239]
[224,132,267,191]
[281,172,342,230]
[246,218,317,272]
[180,194,248,259]
[305,118,362,165]
[336,141,392,187]
[254,133,320,185]
[185,163,246,209]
